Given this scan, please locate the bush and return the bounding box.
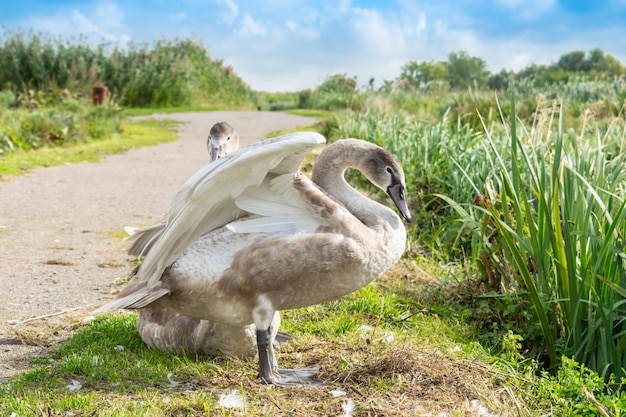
[0,89,122,154]
[0,31,255,109]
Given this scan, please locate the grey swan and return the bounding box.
[95,132,411,386]
[207,121,239,160]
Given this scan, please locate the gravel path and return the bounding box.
[0,111,316,381]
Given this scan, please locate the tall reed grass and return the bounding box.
[463,98,626,381]
[333,89,626,386]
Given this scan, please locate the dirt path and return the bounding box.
[0,111,316,381]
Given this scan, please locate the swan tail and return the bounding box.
[92,287,170,314]
[125,222,167,257]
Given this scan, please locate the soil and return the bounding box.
[0,111,317,382]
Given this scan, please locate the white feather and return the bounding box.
[227,174,323,236]
[137,132,326,287]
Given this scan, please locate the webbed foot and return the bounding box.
[260,366,321,386]
[257,328,321,386]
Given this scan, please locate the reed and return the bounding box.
[332,85,626,386]
[440,93,626,382]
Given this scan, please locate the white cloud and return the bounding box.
[285,19,319,40]
[236,13,267,36]
[71,10,98,33]
[508,52,534,70]
[217,0,239,24]
[399,10,427,36]
[350,8,406,55]
[433,19,448,37]
[416,12,427,34]
[94,2,125,29]
[22,2,130,44]
[326,0,351,16]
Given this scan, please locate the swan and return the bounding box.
[95,132,411,385]
[207,121,239,160]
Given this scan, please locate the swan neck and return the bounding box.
[311,140,390,225]
[311,142,360,200]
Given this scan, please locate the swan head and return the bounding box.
[361,147,412,223]
[208,122,239,161]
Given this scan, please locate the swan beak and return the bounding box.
[387,184,412,222]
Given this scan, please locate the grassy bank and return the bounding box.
[327,87,626,408]
[2,262,621,416]
[0,118,179,178]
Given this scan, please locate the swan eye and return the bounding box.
[227,136,231,141]
[386,167,392,174]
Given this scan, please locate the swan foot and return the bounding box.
[257,328,321,386]
[262,366,321,387]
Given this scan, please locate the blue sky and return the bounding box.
[1,0,625,91]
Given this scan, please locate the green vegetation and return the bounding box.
[2,32,626,415]
[327,82,626,374]
[0,115,178,177]
[0,31,255,109]
[0,89,124,156]
[4,270,624,416]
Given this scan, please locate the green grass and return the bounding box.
[284,109,332,119]
[0,119,179,178]
[1,315,229,416]
[0,269,520,417]
[433,96,626,382]
[3,261,623,416]
[321,86,626,414]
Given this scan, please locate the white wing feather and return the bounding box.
[226,174,322,236]
[138,131,326,287]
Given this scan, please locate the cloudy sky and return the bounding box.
[1,1,625,91]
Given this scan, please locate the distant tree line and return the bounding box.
[2,29,624,107]
[396,48,625,92]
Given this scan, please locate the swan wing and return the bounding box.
[227,174,322,236]
[139,131,326,287]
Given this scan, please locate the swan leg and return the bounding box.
[256,328,321,386]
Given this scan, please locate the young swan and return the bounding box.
[207,121,239,160]
[95,132,411,386]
